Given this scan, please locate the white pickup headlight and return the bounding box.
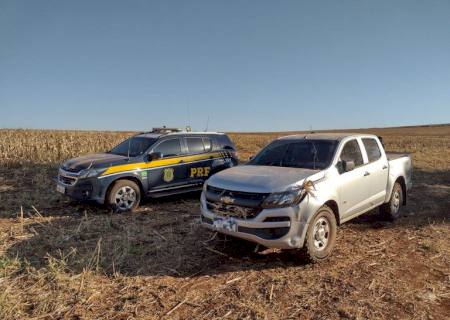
[262,188,304,208]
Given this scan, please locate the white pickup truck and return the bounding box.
[200,133,412,261]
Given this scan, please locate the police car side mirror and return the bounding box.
[146,152,162,162]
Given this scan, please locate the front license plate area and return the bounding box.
[213,217,237,232]
[56,185,66,194]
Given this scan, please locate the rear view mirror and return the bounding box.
[343,160,355,172]
[146,152,162,162]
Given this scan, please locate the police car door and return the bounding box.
[185,136,213,184]
[146,137,188,192]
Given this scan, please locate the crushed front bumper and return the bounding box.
[55,177,105,204]
[200,193,308,249]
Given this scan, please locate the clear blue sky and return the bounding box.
[1,1,449,132]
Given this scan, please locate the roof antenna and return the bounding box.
[204,115,210,132]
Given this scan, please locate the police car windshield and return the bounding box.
[249,139,338,170]
[109,137,157,157]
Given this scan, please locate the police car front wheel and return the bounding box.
[107,180,141,213]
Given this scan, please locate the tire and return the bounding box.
[380,182,403,220]
[107,180,141,213]
[303,205,337,262]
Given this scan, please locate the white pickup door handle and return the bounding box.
[364,171,370,176]
[382,165,388,170]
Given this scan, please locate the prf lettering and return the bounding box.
[190,167,211,178]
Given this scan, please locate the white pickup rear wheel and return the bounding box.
[380,182,403,220]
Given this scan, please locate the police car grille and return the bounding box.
[206,201,261,219]
[59,175,77,186]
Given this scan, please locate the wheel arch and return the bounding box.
[324,200,340,225]
[105,175,145,201]
[395,176,407,205]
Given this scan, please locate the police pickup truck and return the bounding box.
[56,128,238,212]
[201,133,412,261]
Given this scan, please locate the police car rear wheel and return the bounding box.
[108,180,141,213]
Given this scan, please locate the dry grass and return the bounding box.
[0,129,133,165]
[0,125,449,319]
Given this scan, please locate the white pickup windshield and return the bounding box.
[249,139,338,170]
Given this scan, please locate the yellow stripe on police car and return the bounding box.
[100,152,224,177]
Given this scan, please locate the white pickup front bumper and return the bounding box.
[199,192,308,249]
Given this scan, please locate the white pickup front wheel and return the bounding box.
[303,205,337,262]
[312,217,330,251]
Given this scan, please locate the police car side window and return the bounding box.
[211,135,234,151]
[153,139,182,158]
[203,138,212,152]
[186,137,205,154]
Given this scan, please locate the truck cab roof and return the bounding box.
[279,132,378,141]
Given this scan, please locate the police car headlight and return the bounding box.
[78,168,106,178]
[262,188,303,208]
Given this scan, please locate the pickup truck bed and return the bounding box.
[386,152,410,161]
[385,152,413,206]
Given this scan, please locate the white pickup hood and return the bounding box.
[208,165,319,193]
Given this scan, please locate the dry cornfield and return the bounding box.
[0,124,449,319]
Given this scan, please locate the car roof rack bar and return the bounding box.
[150,127,183,134]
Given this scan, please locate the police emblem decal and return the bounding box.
[140,170,148,179]
[163,168,174,182]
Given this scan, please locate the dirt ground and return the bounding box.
[0,125,449,319]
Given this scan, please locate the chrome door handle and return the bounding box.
[364,171,370,176]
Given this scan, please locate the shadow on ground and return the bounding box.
[349,169,449,229]
[3,168,450,279]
